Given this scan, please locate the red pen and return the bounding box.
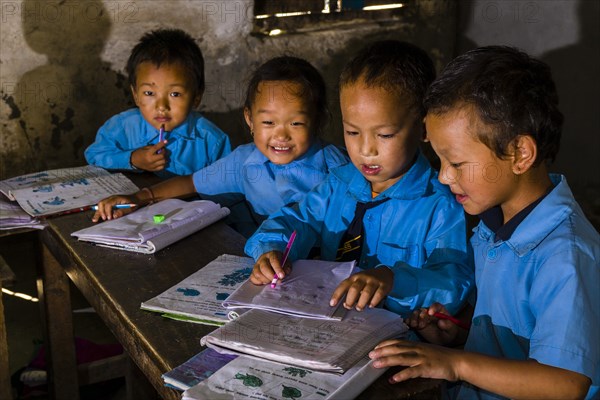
[433,312,471,330]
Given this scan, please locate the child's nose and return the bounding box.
[438,161,456,185]
[274,125,291,140]
[156,96,170,111]
[359,137,377,157]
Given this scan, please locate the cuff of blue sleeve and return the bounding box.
[244,241,286,261]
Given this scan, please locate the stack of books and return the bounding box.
[142,254,409,399]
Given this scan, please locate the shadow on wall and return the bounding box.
[541,0,600,188]
[2,0,132,176]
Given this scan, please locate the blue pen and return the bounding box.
[271,230,297,288]
[90,203,137,211]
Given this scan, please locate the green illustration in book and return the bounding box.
[282,384,302,399]
[234,372,263,387]
[283,367,312,378]
[218,267,253,287]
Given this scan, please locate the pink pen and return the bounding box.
[271,230,297,288]
[157,124,165,154]
[433,312,471,330]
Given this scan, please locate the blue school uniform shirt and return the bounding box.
[245,151,474,317]
[191,140,349,235]
[457,175,600,399]
[84,108,231,177]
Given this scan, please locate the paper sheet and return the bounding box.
[223,259,355,320]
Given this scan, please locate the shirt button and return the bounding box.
[487,249,497,259]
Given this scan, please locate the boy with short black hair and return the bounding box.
[85,28,230,177]
[369,45,599,399]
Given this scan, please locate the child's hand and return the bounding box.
[131,141,167,171]
[92,195,137,222]
[369,339,461,383]
[406,303,461,345]
[250,251,292,285]
[330,266,393,311]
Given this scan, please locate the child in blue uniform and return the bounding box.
[92,56,348,237]
[245,41,474,318]
[369,46,599,399]
[85,28,231,177]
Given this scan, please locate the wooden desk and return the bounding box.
[38,184,440,399]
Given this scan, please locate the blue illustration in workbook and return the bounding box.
[43,197,65,206]
[216,292,229,301]
[13,172,50,184]
[218,267,252,287]
[177,288,201,296]
[60,178,90,188]
[33,185,53,193]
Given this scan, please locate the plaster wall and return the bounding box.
[457,0,600,187]
[0,0,457,179]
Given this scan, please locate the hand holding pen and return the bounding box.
[249,231,297,286]
[406,302,471,346]
[92,195,139,222]
[271,230,297,288]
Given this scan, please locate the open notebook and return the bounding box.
[141,254,254,326]
[72,199,229,254]
[223,259,356,320]
[0,165,138,217]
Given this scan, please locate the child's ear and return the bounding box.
[243,107,253,131]
[130,85,140,106]
[512,135,537,175]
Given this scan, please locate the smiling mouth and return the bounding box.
[271,145,292,152]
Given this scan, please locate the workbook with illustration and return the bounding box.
[72,199,230,254]
[182,353,388,400]
[223,259,356,320]
[0,165,138,217]
[201,307,408,374]
[141,254,254,325]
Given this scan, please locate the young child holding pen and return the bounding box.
[245,40,474,318]
[85,28,231,177]
[92,56,349,237]
[369,46,599,399]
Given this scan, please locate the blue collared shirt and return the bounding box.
[245,151,474,317]
[458,175,600,399]
[192,140,349,233]
[85,108,231,177]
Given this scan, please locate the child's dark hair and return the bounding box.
[339,40,436,118]
[424,46,563,165]
[126,28,205,95]
[244,56,328,135]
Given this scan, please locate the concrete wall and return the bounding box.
[457,0,600,188]
[0,0,457,179]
